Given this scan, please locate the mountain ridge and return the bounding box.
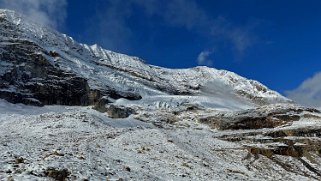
[0,9,289,109]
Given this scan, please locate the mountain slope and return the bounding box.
[2,99,321,181]
[2,9,321,181]
[0,9,289,110]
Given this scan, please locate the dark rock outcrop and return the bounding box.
[0,39,142,106]
[105,105,135,119]
[0,40,94,106]
[199,106,319,130]
[44,168,70,181]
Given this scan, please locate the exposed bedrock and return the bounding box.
[199,105,320,130]
[0,40,142,106]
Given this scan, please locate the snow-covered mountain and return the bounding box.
[1,9,321,180]
[0,9,289,110]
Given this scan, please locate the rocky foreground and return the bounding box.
[1,100,321,180]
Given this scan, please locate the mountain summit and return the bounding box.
[1,9,321,180]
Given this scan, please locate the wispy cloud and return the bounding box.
[88,1,133,52]
[209,16,258,58]
[87,0,208,52]
[0,0,67,28]
[88,0,257,60]
[286,72,321,107]
[159,0,209,29]
[197,50,214,66]
[228,27,256,57]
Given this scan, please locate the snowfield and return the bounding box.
[1,100,321,180]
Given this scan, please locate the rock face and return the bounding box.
[198,105,321,179]
[199,105,320,130]
[0,37,144,107]
[105,105,135,119]
[0,40,93,106]
[0,11,143,107]
[218,125,321,179]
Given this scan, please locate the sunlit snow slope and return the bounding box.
[0,9,289,111]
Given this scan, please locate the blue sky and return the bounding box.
[1,0,321,96]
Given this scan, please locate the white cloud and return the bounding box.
[197,50,213,66]
[88,0,256,56]
[228,28,255,57]
[286,72,321,107]
[210,16,257,58]
[88,0,208,51]
[89,1,133,52]
[0,0,67,28]
[161,0,208,29]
